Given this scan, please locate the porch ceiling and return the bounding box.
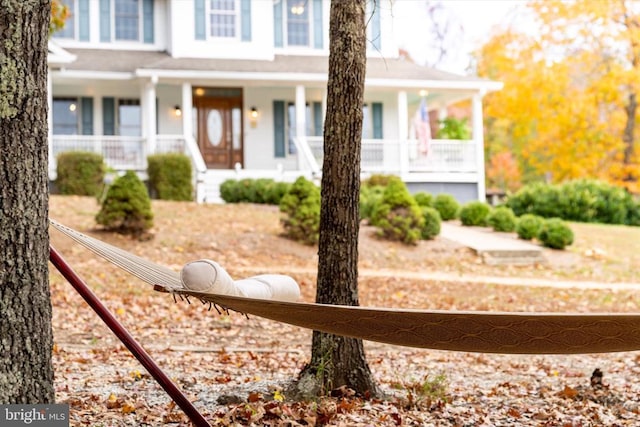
[56,48,502,94]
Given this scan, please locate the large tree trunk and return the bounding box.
[0,0,55,403]
[294,0,379,398]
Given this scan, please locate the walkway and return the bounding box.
[439,222,545,265]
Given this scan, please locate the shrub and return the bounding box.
[55,151,106,196]
[147,153,193,201]
[459,201,491,226]
[487,206,517,232]
[219,179,242,203]
[279,176,321,245]
[363,174,396,188]
[420,207,441,240]
[370,177,424,245]
[95,171,153,236]
[360,185,385,222]
[264,181,291,205]
[537,218,574,249]
[432,194,459,221]
[516,214,544,240]
[413,191,433,207]
[626,196,640,226]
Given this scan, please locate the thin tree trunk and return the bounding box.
[294,0,379,398]
[623,92,637,181]
[0,0,55,403]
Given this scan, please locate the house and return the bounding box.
[47,0,502,203]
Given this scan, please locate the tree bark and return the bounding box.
[622,92,637,181]
[295,0,379,398]
[0,0,55,403]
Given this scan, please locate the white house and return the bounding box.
[48,0,502,203]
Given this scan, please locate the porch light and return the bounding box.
[290,3,305,15]
[249,106,259,128]
[419,90,428,97]
[174,105,182,117]
[69,103,76,112]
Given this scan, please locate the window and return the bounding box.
[118,99,141,136]
[115,0,140,41]
[209,0,238,38]
[286,0,309,46]
[52,98,79,135]
[53,0,75,39]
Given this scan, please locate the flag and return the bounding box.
[414,97,431,155]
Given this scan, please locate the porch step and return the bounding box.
[439,223,545,265]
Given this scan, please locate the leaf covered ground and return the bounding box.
[49,196,640,426]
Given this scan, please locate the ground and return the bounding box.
[49,196,640,426]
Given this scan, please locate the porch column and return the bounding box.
[142,76,157,155]
[295,85,306,170]
[321,89,327,123]
[397,90,409,175]
[181,82,193,139]
[472,92,486,202]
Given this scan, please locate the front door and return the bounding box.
[194,95,243,169]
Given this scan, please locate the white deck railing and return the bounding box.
[306,137,478,174]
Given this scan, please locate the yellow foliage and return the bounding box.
[477,0,640,192]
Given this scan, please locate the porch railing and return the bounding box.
[305,137,478,174]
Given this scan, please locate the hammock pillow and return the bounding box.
[180,259,300,302]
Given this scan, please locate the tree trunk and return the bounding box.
[0,0,55,403]
[294,0,379,398]
[623,92,637,182]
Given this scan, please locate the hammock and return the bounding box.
[50,219,640,355]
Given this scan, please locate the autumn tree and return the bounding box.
[477,0,640,191]
[292,0,379,398]
[0,0,55,403]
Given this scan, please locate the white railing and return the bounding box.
[154,134,187,154]
[305,137,478,174]
[49,135,146,178]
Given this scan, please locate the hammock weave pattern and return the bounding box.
[50,219,640,355]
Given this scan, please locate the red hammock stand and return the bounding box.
[49,245,210,427]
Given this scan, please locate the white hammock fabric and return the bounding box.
[49,219,640,355]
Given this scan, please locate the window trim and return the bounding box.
[207,0,241,40]
[112,0,143,42]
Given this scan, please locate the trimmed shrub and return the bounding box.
[537,218,574,249]
[96,171,153,236]
[420,207,441,240]
[413,191,433,208]
[459,201,491,226]
[432,194,459,221]
[370,177,424,245]
[279,176,321,245]
[147,153,193,201]
[220,178,291,205]
[516,214,544,240]
[626,197,640,226]
[487,206,517,232]
[56,151,106,196]
[363,174,396,188]
[360,185,385,222]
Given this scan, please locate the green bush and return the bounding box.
[279,177,321,245]
[459,201,491,226]
[432,194,459,221]
[363,174,396,188]
[56,151,106,196]
[436,117,471,140]
[220,178,290,205]
[537,218,574,249]
[626,197,640,226]
[506,179,632,225]
[413,191,433,207]
[360,185,385,222]
[487,206,517,232]
[95,171,153,236]
[516,214,544,240]
[370,177,424,244]
[420,207,441,240]
[147,153,193,201]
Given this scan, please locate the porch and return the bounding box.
[48,135,482,203]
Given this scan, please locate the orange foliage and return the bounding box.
[50,0,70,36]
[486,151,522,193]
[477,0,640,192]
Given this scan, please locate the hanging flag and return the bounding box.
[414,97,431,155]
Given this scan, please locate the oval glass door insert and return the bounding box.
[207,109,223,146]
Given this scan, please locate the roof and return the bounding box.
[54,48,501,92]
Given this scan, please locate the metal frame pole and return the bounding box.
[50,245,210,427]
